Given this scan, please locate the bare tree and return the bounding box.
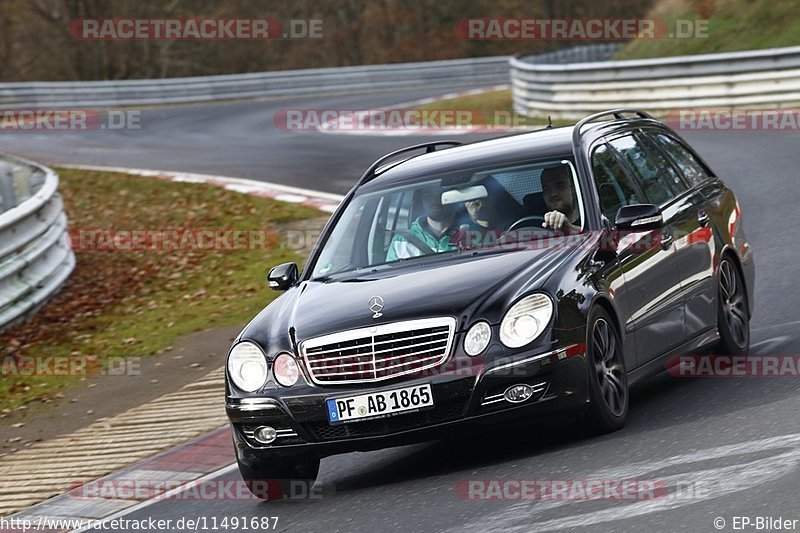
[0,0,656,81]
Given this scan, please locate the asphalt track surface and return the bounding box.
[0,86,496,195]
[3,87,800,532]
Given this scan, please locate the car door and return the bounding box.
[605,134,687,363]
[592,139,683,366]
[645,131,717,339]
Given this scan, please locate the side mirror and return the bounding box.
[267,262,299,291]
[614,204,663,231]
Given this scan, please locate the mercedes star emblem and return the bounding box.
[368,296,384,318]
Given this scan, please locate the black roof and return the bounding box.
[359,112,669,192]
[363,126,576,190]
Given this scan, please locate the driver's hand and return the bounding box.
[543,210,569,229]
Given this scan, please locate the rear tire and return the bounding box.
[716,257,750,355]
[582,307,628,434]
[237,457,320,500]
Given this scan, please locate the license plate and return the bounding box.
[326,384,433,424]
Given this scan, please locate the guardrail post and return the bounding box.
[0,165,16,214]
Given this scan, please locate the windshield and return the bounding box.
[310,156,584,280]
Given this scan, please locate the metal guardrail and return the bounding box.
[0,156,75,331]
[511,45,800,119]
[0,56,511,109]
[515,43,623,66]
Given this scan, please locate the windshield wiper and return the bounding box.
[313,251,462,282]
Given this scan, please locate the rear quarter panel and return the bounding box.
[697,178,756,317]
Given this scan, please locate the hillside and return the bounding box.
[617,0,800,58]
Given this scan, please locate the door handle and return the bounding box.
[697,210,710,227]
[660,231,674,250]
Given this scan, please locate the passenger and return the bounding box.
[463,191,505,229]
[541,165,581,231]
[457,182,511,249]
[386,187,458,261]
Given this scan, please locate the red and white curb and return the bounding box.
[0,366,229,527]
[5,427,236,532]
[64,165,344,213]
[315,84,533,137]
[0,167,340,529]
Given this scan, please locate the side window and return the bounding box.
[650,133,710,187]
[591,144,641,222]
[314,202,366,277]
[608,134,686,206]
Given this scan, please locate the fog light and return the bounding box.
[504,384,534,403]
[254,426,277,444]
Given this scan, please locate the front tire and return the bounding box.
[237,457,320,500]
[716,257,750,355]
[582,307,628,434]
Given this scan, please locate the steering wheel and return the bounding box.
[506,215,546,232]
[497,215,560,246]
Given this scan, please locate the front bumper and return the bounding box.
[227,342,588,463]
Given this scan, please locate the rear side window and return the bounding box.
[591,144,641,222]
[367,190,413,263]
[650,133,710,187]
[608,134,686,206]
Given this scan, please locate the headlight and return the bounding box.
[227,341,268,392]
[464,321,491,356]
[273,353,300,387]
[499,293,553,348]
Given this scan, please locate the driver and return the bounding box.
[386,187,458,261]
[541,165,581,232]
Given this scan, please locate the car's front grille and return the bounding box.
[306,397,466,441]
[299,317,456,384]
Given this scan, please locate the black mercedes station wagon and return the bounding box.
[225,109,754,496]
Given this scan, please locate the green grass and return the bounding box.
[415,89,576,126]
[617,0,800,59]
[0,169,324,413]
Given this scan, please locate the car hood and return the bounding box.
[243,239,583,348]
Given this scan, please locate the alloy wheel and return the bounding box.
[591,318,626,417]
[719,259,748,348]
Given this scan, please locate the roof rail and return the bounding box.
[356,141,463,186]
[571,108,655,148]
[466,117,555,144]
